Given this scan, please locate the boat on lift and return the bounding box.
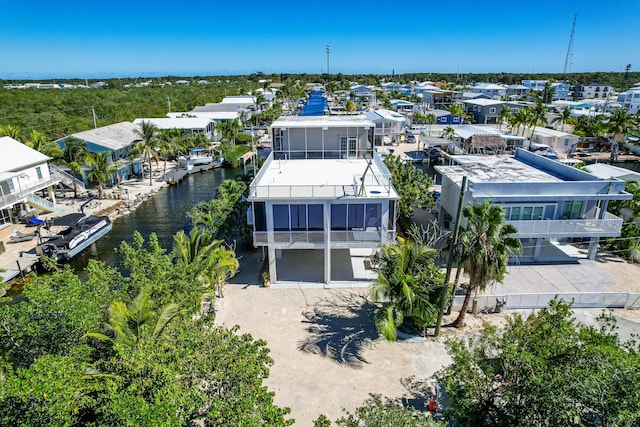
[177,147,224,167]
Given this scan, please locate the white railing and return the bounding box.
[252,230,385,245]
[507,213,623,238]
[49,164,85,192]
[0,178,58,210]
[451,292,640,312]
[26,193,54,211]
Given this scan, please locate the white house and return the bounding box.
[0,137,59,230]
[472,83,506,99]
[364,109,407,146]
[530,126,580,152]
[619,84,640,114]
[133,117,216,139]
[435,149,631,262]
[250,115,399,286]
[573,83,613,100]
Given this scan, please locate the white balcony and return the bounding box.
[0,178,59,211]
[253,230,395,247]
[507,212,623,238]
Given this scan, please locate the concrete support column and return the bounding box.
[324,201,331,284]
[533,238,542,261]
[47,186,57,205]
[268,246,277,284]
[587,237,600,260]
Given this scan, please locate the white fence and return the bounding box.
[451,292,640,312]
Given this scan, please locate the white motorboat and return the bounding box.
[177,147,223,167]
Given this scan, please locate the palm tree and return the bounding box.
[85,293,185,348]
[172,227,220,265]
[453,201,521,328]
[425,113,436,137]
[86,151,117,199]
[156,129,182,180]
[529,102,549,140]
[130,121,160,186]
[442,126,455,142]
[61,137,89,199]
[25,130,63,159]
[0,124,22,139]
[497,105,512,130]
[552,106,572,132]
[370,236,444,340]
[607,108,637,142]
[218,119,242,148]
[514,108,533,137]
[447,103,465,125]
[198,244,239,298]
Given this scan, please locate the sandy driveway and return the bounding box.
[214,283,451,425]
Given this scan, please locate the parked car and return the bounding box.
[406,132,416,143]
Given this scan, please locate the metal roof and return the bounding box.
[271,115,375,128]
[133,117,213,130]
[66,122,141,151]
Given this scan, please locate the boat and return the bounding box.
[36,202,113,261]
[177,147,223,167]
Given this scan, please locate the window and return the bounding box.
[562,201,583,219]
[36,167,43,180]
[489,107,496,114]
[502,205,544,221]
[272,204,324,231]
[7,179,14,193]
[254,202,266,231]
[332,203,382,230]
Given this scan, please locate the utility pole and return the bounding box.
[326,44,330,74]
[91,106,97,129]
[563,14,578,74]
[434,176,467,337]
[167,96,171,113]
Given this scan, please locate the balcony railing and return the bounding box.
[252,229,395,245]
[0,178,59,211]
[507,213,623,238]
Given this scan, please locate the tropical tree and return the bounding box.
[425,113,436,138]
[0,124,22,139]
[552,106,573,132]
[197,244,239,298]
[442,126,455,141]
[383,154,435,231]
[24,130,63,159]
[607,108,637,142]
[86,151,117,199]
[437,299,640,426]
[453,201,521,327]
[218,119,243,148]
[370,236,445,340]
[85,293,185,348]
[514,107,533,137]
[529,102,549,140]
[446,103,465,125]
[497,105,512,130]
[156,129,182,180]
[129,121,160,186]
[61,137,89,198]
[344,99,356,112]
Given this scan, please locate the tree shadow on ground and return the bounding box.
[298,290,379,369]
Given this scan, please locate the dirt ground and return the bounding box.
[215,249,640,426]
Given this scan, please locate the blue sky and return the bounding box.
[1,0,638,79]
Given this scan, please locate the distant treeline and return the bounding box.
[1,71,639,140]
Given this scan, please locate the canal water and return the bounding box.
[70,166,245,272]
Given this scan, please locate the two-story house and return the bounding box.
[619,84,640,114]
[364,109,407,146]
[471,83,506,100]
[0,136,59,231]
[249,115,399,286]
[435,149,631,262]
[573,83,613,100]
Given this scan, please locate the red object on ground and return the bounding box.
[428,399,436,411]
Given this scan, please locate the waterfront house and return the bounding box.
[506,84,530,99]
[530,126,580,152]
[435,149,631,262]
[421,90,460,109]
[619,84,640,114]
[451,125,528,153]
[428,109,462,125]
[58,122,143,185]
[249,115,399,285]
[0,136,59,231]
[463,99,503,124]
[390,99,418,114]
[364,109,407,146]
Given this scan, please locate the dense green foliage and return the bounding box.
[314,395,444,426]
[0,231,292,426]
[370,236,445,340]
[383,155,435,231]
[437,299,640,426]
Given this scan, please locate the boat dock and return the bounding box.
[0,227,41,286]
[166,162,222,185]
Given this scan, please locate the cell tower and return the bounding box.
[563,14,578,74]
[326,44,330,74]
